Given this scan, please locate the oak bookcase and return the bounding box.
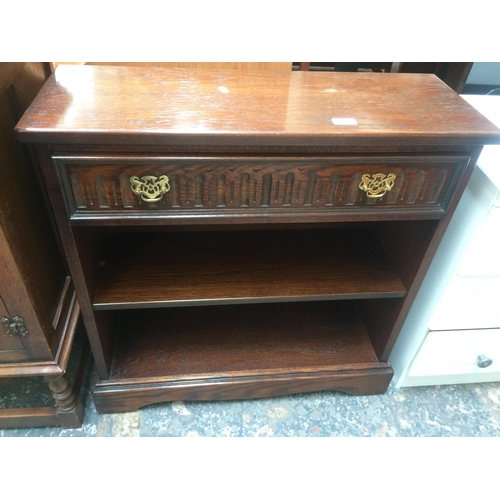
[16,65,500,413]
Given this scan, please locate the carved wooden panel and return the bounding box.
[56,156,469,217]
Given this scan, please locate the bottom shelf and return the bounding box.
[93,302,393,413]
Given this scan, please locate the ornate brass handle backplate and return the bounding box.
[1,316,29,337]
[359,173,396,198]
[130,175,170,203]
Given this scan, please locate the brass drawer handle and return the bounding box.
[359,173,396,198]
[1,316,29,337]
[130,175,170,203]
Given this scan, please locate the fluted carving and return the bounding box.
[64,159,463,214]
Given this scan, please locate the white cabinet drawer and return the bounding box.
[428,276,500,331]
[409,329,500,378]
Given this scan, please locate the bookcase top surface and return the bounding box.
[16,64,500,147]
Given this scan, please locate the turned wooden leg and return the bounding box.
[45,373,83,429]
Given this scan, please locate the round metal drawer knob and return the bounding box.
[477,355,493,369]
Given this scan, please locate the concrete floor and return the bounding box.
[2,322,500,437]
[2,363,500,437]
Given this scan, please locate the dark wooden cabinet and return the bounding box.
[16,65,500,413]
[295,63,473,93]
[397,63,473,93]
[0,63,86,428]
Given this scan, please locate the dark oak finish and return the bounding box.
[93,302,393,412]
[16,66,500,147]
[56,155,469,222]
[295,62,473,93]
[93,228,406,309]
[296,63,394,73]
[398,62,473,93]
[0,63,87,428]
[0,407,61,428]
[94,367,393,413]
[16,65,500,413]
[111,302,381,378]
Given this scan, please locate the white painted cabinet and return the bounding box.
[390,95,500,387]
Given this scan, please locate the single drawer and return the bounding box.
[54,155,470,221]
[409,328,500,378]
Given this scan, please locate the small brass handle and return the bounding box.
[130,175,170,203]
[359,173,396,198]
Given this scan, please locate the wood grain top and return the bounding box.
[15,65,500,148]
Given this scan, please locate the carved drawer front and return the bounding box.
[55,156,470,220]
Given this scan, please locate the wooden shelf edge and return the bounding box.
[93,292,406,311]
[102,361,393,386]
[70,208,446,226]
[93,363,394,413]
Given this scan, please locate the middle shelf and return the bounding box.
[92,227,406,310]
